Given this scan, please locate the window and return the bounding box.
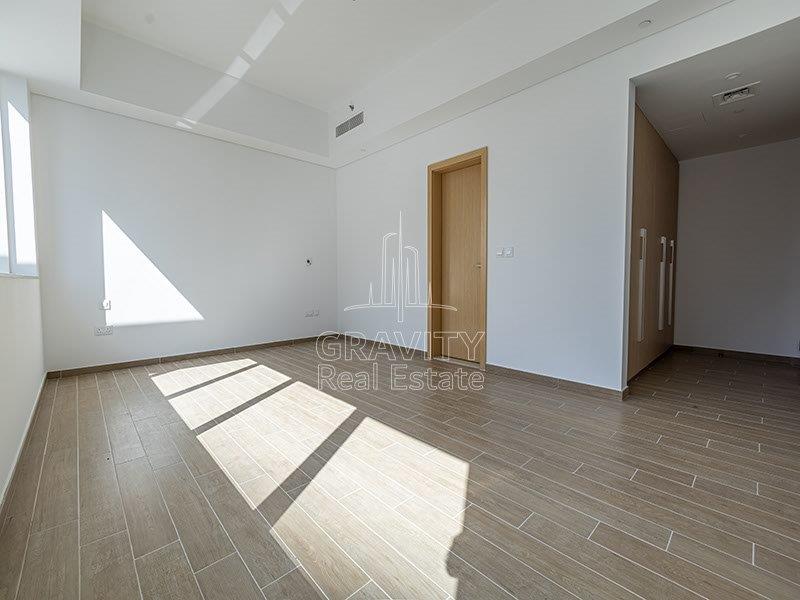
[0,74,37,276]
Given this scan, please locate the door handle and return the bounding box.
[658,236,667,332]
[475,264,483,269]
[668,239,675,327]
[636,228,647,342]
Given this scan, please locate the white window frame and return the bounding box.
[0,74,38,278]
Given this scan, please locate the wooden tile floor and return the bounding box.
[1,342,799,599]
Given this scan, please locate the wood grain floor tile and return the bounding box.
[754,544,800,585]
[248,479,369,600]
[195,553,262,600]
[670,532,800,600]
[7,347,799,600]
[166,421,219,477]
[397,496,575,600]
[80,531,140,600]
[345,581,388,599]
[0,512,31,600]
[261,567,324,600]
[30,447,77,533]
[195,469,296,587]
[136,541,202,600]
[116,456,177,557]
[102,405,146,465]
[16,520,78,600]
[293,482,447,599]
[134,416,182,470]
[79,451,126,545]
[590,523,761,600]
[154,462,233,571]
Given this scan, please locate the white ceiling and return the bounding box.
[82,0,499,110]
[634,17,800,160]
[1,0,81,88]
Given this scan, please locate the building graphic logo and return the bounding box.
[344,212,456,323]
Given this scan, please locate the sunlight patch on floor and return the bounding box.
[146,356,468,598]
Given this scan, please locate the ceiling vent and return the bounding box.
[712,81,761,108]
[335,111,365,138]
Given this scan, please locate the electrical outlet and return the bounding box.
[496,246,515,258]
[94,326,114,336]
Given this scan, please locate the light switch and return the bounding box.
[496,247,504,257]
[503,247,515,258]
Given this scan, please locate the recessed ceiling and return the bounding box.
[82,0,500,110]
[634,17,800,160]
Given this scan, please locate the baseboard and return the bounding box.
[0,372,48,525]
[673,345,800,367]
[338,334,626,400]
[486,363,627,401]
[337,333,427,360]
[46,335,322,379]
[46,332,633,403]
[628,345,675,383]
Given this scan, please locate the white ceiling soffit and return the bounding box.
[32,0,796,168]
[79,23,330,157]
[81,0,500,111]
[36,81,335,168]
[331,0,741,166]
[635,17,800,160]
[0,0,81,88]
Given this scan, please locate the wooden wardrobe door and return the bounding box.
[628,106,679,380]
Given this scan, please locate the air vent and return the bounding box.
[712,81,760,108]
[335,111,364,137]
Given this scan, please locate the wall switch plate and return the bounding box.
[313,309,319,317]
[94,326,114,336]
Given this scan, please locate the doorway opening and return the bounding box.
[427,147,488,369]
[625,17,800,383]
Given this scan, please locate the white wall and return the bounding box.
[0,276,45,502]
[676,137,800,358]
[33,96,337,371]
[337,0,800,391]
[337,61,630,391]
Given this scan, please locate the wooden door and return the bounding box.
[627,106,679,380]
[428,148,487,367]
[441,164,482,362]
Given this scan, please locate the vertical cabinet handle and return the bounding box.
[636,228,647,342]
[658,236,667,332]
[668,239,675,327]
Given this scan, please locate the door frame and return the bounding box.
[427,147,488,369]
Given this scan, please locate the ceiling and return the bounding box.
[82,0,499,110]
[1,0,80,89]
[635,17,800,160]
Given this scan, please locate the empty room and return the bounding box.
[1,1,799,599]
